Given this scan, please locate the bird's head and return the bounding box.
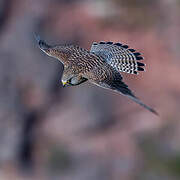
[61,75,88,87]
[61,79,71,87]
[61,71,74,87]
[61,68,88,87]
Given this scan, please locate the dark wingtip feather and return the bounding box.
[93,42,98,45]
[127,95,159,116]
[133,52,144,61]
[134,52,141,56]
[112,80,159,116]
[137,62,145,66]
[150,109,159,116]
[122,45,129,49]
[114,42,122,46]
[137,67,144,71]
[128,49,136,52]
[34,34,51,50]
[136,56,144,60]
[99,41,106,44]
[106,41,113,45]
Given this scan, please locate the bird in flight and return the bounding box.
[36,35,158,115]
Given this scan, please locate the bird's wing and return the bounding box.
[91,66,158,115]
[90,41,145,75]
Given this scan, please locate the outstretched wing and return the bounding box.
[90,41,145,75]
[91,67,158,115]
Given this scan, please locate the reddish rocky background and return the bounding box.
[0,0,180,179]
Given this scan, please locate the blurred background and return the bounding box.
[0,0,180,179]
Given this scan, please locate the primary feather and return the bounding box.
[90,66,158,115]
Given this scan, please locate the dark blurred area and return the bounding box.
[0,0,180,179]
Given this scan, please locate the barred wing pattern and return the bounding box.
[90,41,145,75]
[91,67,158,115]
[36,36,158,115]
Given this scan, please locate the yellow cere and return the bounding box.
[62,80,67,86]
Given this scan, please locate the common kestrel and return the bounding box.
[36,36,158,115]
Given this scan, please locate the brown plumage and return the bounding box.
[36,35,158,115]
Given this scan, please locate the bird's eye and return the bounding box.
[67,79,72,84]
[67,78,75,86]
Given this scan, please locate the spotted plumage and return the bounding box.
[36,35,158,115]
[90,41,145,75]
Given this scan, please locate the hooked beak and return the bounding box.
[62,80,68,87]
